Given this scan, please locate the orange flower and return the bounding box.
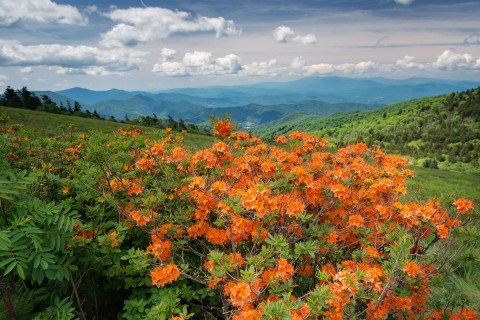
[454,198,474,214]
[403,261,423,277]
[129,210,151,226]
[206,227,228,245]
[151,264,180,287]
[127,183,143,196]
[135,157,154,170]
[224,281,256,307]
[150,142,165,156]
[212,141,229,154]
[276,135,288,143]
[172,146,186,161]
[108,231,119,248]
[365,246,380,258]
[436,224,449,240]
[210,181,228,194]
[62,186,70,194]
[147,238,172,262]
[213,118,233,138]
[450,308,478,320]
[277,259,295,280]
[299,264,314,276]
[348,214,365,228]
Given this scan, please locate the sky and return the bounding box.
[0,0,480,91]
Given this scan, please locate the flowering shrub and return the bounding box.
[1,115,477,319]
[103,117,477,319]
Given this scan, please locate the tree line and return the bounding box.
[0,86,102,119]
[0,86,203,133]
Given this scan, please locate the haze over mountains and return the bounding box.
[36,76,479,127]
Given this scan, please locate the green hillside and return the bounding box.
[0,106,213,148]
[257,87,480,171]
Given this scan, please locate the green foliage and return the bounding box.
[256,87,480,170]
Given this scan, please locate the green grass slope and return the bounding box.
[0,106,213,148]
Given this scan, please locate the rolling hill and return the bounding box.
[256,87,480,171]
[42,76,478,125]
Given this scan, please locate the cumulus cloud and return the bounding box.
[433,50,479,71]
[159,48,176,62]
[0,0,86,26]
[101,7,241,48]
[291,56,379,75]
[152,51,242,76]
[395,56,426,69]
[394,0,415,5]
[0,41,148,75]
[243,59,278,76]
[290,50,480,76]
[273,26,317,45]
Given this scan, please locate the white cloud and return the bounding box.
[243,59,278,76]
[394,0,415,5]
[292,57,379,75]
[159,48,176,62]
[0,41,148,75]
[273,26,317,45]
[290,50,480,76]
[20,66,33,73]
[0,0,86,26]
[395,56,425,69]
[101,7,241,48]
[84,5,98,14]
[152,51,242,76]
[433,50,478,71]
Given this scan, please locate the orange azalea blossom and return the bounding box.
[212,141,229,154]
[436,224,449,240]
[135,157,154,170]
[151,264,180,287]
[172,146,186,161]
[128,210,152,226]
[403,261,423,277]
[147,236,172,262]
[171,317,185,320]
[224,281,256,307]
[276,135,288,143]
[150,142,165,156]
[213,118,233,138]
[205,227,228,245]
[106,231,119,248]
[127,183,143,196]
[454,198,474,214]
[450,309,478,320]
[299,264,314,277]
[210,181,228,194]
[277,259,295,280]
[365,246,380,258]
[348,214,365,228]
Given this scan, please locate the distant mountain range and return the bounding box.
[36,76,479,127]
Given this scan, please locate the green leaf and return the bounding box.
[16,264,26,280]
[0,231,11,251]
[0,257,15,269]
[4,261,16,275]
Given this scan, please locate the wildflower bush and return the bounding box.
[0,115,477,319]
